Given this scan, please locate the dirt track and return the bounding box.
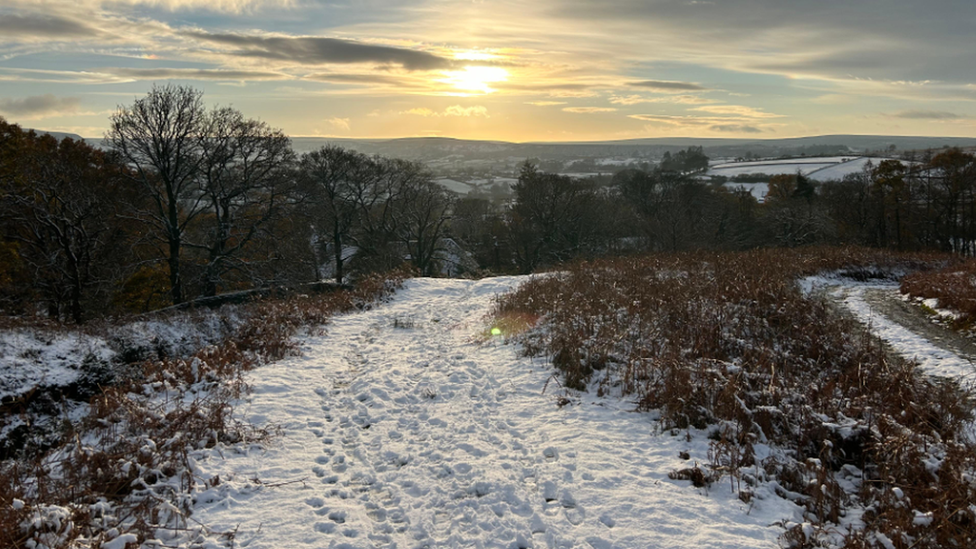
[860,287,976,363]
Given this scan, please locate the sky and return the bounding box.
[0,0,974,142]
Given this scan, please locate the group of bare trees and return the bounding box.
[0,125,126,323]
[107,86,299,305]
[820,150,976,253]
[299,146,453,283]
[0,85,453,322]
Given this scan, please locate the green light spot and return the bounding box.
[491,327,502,336]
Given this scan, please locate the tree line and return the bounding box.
[2,84,976,323]
[0,85,452,322]
[452,148,976,272]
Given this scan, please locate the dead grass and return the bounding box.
[0,268,409,549]
[901,257,976,330]
[495,247,975,548]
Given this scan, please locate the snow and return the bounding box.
[709,163,834,177]
[802,276,976,384]
[190,277,796,548]
[708,156,908,182]
[102,534,139,549]
[722,182,768,202]
[805,157,877,182]
[434,178,476,194]
[0,330,113,400]
[712,157,857,169]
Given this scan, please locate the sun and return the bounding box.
[440,65,509,95]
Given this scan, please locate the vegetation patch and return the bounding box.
[0,269,408,549]
[901,258,976,331]
[494,247,974,548]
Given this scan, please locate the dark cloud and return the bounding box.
[891,110,963,120]
[710,124,763,133]
[0,13,97,39]
[0,94,80,118]
[184,31,452,71]
[103,68,290,81]
[627,80,707,92]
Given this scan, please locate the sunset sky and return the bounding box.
[1,0,974,142]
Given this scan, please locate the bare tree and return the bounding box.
[395,176,454,276]
[106,84,207,305]
[349,157,415,274]
[299,146,380,284]
[197,107,295,295]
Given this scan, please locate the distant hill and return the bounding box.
[287,134,976,162]
[25,129,86,142]
[82,133,976,173]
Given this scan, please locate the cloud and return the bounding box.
[402,107,436,116]
[628,114,711,126]
[890,109,963,120]
[326,117,350,130]
[562,107,617,114]
[495,83,595,97]
[628,113,779,134]
[526,101,567,106]
[609,94,718,105]
[690,105,783,118]
[305,73,419,87]
[626,80,707,92]
[100,0,293,14]
[102,67,290,81]
[553,0,976,87]
[0,13,98,39]
[185,31,453,71]
[710,124,763,133]
[401,105,489,117]
[0,94,81,119]
[811,94,855,105]
[444,105,488,117]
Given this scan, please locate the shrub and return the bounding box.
[901,257,976,329]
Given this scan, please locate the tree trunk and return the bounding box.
[333,231,344,285]
[168,237,183,305]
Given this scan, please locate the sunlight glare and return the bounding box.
[440,66,508,94]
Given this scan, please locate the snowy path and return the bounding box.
[821,280,976,385]
[191,277,789,549]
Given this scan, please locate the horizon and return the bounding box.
[58,132,976,147]
[2,0,975,142]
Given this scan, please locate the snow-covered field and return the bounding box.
[189,277,795,548]
[707,156,905,181]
